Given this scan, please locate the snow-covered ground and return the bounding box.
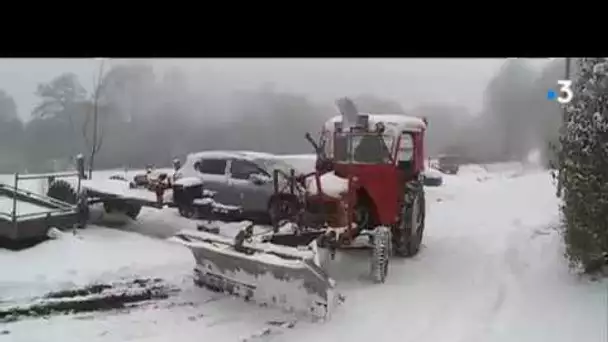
[1,163,607,342]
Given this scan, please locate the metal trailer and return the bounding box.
[0,171,83,247]
[82,183,159,220]
[46,165,175,221]
[80,174,181,220]
[80,174,244,222]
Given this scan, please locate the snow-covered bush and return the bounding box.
[556,58,608,273]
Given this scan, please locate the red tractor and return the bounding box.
[174,98,428,319]
[268,98,428,283]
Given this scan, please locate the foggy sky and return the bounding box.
[0,58,551,119]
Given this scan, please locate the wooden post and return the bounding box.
[557,58,572,196]
[76,154,85,194]
[273,169,279,194]
[289,169,295,195]
[12,173,18,222]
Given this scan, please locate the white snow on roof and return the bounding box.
[186,150,277,162]
[324,113,426,133]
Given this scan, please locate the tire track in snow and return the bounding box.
[458,219,539,342]
[255,169,555,342]
[408,175,527,341]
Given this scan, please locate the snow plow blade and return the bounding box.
[173,230,341,320]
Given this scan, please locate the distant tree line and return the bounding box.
[0,59,570,174]
[415,58,576,166]
[0,63,334,173]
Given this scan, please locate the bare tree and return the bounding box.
[83,59,108,178]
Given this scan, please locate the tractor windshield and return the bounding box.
[333,132,394,164]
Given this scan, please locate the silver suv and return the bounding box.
[174,151,297,221]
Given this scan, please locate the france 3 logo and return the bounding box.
[547,80,573,104]
[506,58,573,104]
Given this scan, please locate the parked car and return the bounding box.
[437,154,461,175]
[172,151,299,223]
[422,168,443,186]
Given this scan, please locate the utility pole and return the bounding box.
[562,58,572,122]
[557,57,572,196]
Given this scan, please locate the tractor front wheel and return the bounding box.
[370,226,391,283]
[394,181,426,257]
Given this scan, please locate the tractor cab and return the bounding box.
[310,113,427,243]
[320,113,426,182]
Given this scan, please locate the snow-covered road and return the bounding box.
[1,164,607,342]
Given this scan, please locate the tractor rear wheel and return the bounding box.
[370,226,391,283]
[394,181,426,257]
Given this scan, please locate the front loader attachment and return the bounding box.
[173,229,341,320]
